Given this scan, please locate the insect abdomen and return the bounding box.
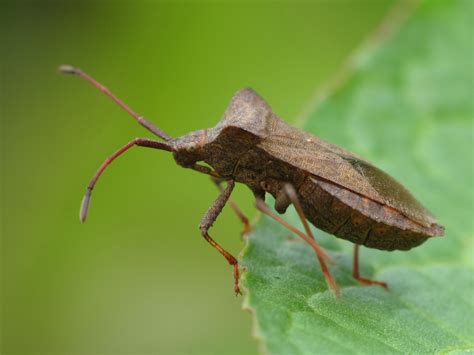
[298,176,440,251]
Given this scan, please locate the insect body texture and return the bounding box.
[61,65,444,296]
[189,88,444,251]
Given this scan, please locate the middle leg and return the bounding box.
[256,184,340,297]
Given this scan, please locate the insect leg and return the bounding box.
[255,188,340,297]
[282,185,331,262]
[59,65,171,141]
[352,244,388,288]
[199,180,241,295]
[212,177,251,237]
[190,164,221,178]
[80,138,173,222]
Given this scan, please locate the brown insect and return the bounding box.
[60,65,444,296]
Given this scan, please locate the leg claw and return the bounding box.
[240,223,252,237]
[233,264,242,296]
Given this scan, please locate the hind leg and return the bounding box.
[352,244,387,288]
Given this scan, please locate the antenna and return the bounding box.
[58,65,172,141]
[79,138,173,223]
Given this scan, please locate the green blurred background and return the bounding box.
[2,1,395,354]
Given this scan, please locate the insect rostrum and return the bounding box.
[60,65,444,297]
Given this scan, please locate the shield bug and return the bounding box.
[60,65,445,296]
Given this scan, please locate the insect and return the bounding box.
[60,65,445,296]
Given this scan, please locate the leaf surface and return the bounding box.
[241,0,474,353]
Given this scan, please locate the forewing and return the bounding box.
[259,129,437,227]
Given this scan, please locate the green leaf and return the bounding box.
[241,0,474,353]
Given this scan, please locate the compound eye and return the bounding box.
[186,142,198,152]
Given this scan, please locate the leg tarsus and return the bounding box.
[354,276,388,288]
[352,244,388,289]
[233,264,242,295]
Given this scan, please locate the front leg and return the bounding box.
[199,180,241,295]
